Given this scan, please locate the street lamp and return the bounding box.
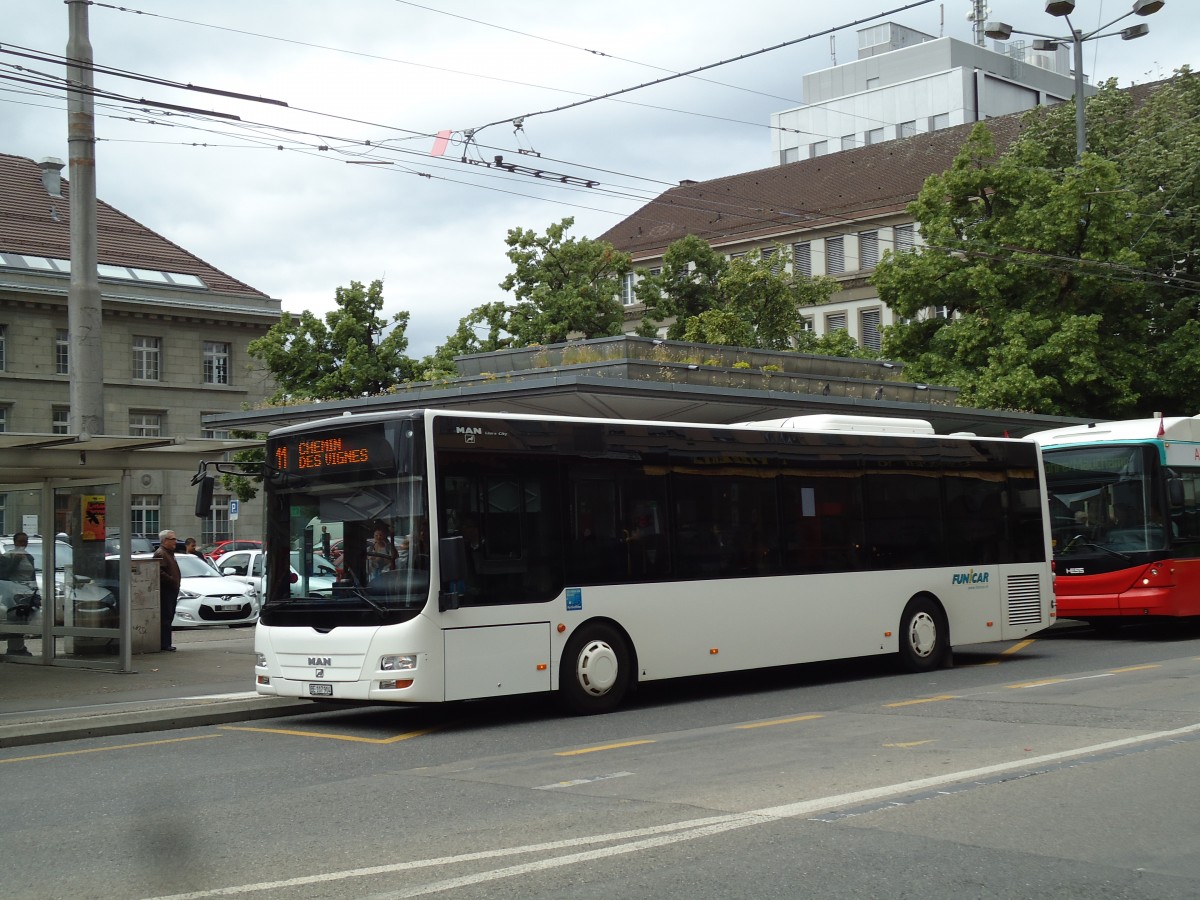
[985,1,1165,161]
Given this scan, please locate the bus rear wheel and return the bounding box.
[898,597,948,673]
[559,624,631,715]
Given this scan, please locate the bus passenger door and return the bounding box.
[443,623,552,701]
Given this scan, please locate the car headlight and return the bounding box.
[179,589,201,600]
[380,654,417,671]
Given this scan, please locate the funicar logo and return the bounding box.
[952,569,989,586]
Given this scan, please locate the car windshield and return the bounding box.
[176,554,220,577]
[23,540,73,571]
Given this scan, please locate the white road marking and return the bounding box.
[143,721,1200,900]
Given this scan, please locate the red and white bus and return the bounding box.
[1030,415,1200,625]
[250,409,1054,713]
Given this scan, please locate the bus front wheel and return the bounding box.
[898,597,948,673]
[559,624,631,714]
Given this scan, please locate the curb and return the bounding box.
[0,697,321,750]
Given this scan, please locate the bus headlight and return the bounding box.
[380,654,417,671]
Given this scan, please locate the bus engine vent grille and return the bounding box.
[1006,574,1043,625]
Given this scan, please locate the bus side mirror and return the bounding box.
[194,475,215,518]
[438,535,466,612]
[1168,477,1185,509]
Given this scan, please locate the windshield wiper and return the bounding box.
[1061,534,1133,561]
[330,583,389,620]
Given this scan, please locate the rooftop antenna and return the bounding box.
[830,34,836,66]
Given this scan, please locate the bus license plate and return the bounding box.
[308,683,333,697]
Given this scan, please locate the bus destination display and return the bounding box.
[271,430,390,474]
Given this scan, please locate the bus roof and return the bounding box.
[735,414,935,435]
[1028,415,1200,447]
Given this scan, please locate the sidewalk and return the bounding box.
[0,628,317,749]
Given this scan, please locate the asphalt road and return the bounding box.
[4,620,1200,899]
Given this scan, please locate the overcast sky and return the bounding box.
[2,0,1191,357]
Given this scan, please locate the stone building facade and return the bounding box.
[0,152,280,545]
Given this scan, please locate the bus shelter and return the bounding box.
[0,433,259,672]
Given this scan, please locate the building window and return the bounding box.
[865,127,884,145]
[203,341,230,385]
[203,495,231,545]
[760,247,781,275]
[899,120,917,139]
[620,272,637,306]
[933,305,952,320]
[132,335,161,381]
[800,316,814,333]
[861,308,883,352]
[782,146,799,164]
[0,407,7,433]
[826,312,848,332]
[130,412,162,437]
[840,134,856,151]
[132,494,161,538]
[826,236,845,275]
[52,408,70,435]
[56,329,69,375]
[0,325,6,371]
[201,414,231,440]
[810,140,828,157]
[930,113,950,131]
[894,223,916,253]
[792,242,812,277]
[859,231,879,269]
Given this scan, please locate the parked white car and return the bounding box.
[216,549,337,598]
[129,552,259,628]
[0,537,116,627]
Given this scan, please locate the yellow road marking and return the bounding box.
[962,638,1037,667]
[883,740,934,748]
[555,740,655,756]
[221,725,441,744]
[885,694,957,708]
[1110,664,1160,674]
[1002,639,1036,656]
[736,714,824,729]
[0,733,219,763]
[1007,677,1066,689]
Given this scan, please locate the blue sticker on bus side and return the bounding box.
[566,588,582,611]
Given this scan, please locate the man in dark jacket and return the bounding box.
[154,530,180,652]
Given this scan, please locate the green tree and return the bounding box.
[247,279,416,404]
[638,241,841,350]
[876,71,1200,418]
[226,279,416,501]
[498,218,631,345]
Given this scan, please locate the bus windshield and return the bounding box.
[261,416,430,625]
[1042,444,1167,556]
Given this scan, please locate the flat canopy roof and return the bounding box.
[0,434,262,484]
[203,373,1085,439]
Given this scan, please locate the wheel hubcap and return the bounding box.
[909,612,937,658]
[576,639,619,696]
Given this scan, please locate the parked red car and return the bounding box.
[203,539,262,562]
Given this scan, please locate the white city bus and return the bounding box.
[251,409,1054,713]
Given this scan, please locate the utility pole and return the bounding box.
[66,0,104,437]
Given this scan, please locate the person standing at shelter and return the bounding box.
[154,530,180,652]
[3,532,38,656]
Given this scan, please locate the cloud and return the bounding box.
[2,1,1184,357]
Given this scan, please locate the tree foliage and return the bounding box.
[228,279,416,501]
[247,279,416,404]
[875,70,1200,418]
[636,240,841,350]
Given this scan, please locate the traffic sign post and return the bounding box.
[229,498,239,542]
